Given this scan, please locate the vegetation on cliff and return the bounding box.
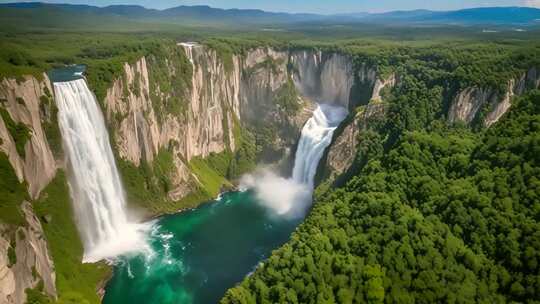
[0,107,31,157]
[146,43,193,124]
[0,152,28,226]
[33,172,111,304]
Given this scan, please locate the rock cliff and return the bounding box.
[290,51,355,108]
[0,202,56,304]
[326,103,387,179]
[448,67,540,126]
[0,75,59,304]
[324,72,394,181]
[0,76,57,199]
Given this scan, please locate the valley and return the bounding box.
[0,3,540,304]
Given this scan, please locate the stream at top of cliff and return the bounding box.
[102,190,303,304]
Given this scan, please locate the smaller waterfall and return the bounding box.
[54,79,150,262]
[179,42,198,64]
[292,104,348,188]
[241,104,347,217]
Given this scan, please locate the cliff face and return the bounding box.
[324,72,394,181]
[448,67,540,126]
[326,103,387,178]
[0,202,57,304]
[0,76,58,304]
[0,76,57,199]
[370,73,396,103]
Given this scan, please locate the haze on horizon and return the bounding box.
[1,0,540,13]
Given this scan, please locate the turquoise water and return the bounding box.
[103,190,302,304]
[47,64,86,82]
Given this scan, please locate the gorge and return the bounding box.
[48,57,350,303]
[1,34,539,304]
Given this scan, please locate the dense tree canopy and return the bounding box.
[222,88,540,303]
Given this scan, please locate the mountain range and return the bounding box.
[1,2,540,27]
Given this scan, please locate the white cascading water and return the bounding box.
[179,42,198,64]
[54,79,150,263]
[241,103,347,218]
[292,104,348,188]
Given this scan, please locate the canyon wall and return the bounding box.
[0,76,57,199]
[326,66,540,183]
[290,51,355,108]
[0,76,57,304]
[323,72,394,183]
[0,202,57,304]
[448,67,540,126]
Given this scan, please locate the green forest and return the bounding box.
[222,89,540,303]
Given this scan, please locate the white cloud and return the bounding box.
[524,0,540,8]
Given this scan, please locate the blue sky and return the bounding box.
[2,0,540,13]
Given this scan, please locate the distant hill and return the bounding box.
[0,2,327,26]
[1,2,539,29]
[363,7,540,25]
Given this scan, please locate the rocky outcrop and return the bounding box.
[0,235,15,304]
[371,73,396,103]
[484,68,540,127]
[0,76,57,199]
[322,72,395,181]
[448,87,496,124]
[326,103,387,179]
[448,67,540,126]
[0,202,56,304]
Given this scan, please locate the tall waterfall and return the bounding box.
[292,104,348,188]
[241,103,347,217]
[54,79,150,263]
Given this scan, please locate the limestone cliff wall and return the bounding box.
[103,47,243,201]
[0,76,58,304]
[0,76,57,199]
[0,202,57,304]
[326,103,387,179]
[448,67,540,127]
[324,72,395,181]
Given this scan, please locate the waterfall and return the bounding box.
[54,79,150,263]
[179,42,198,64]
[292,104,348,189]
[241,103,347,217]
